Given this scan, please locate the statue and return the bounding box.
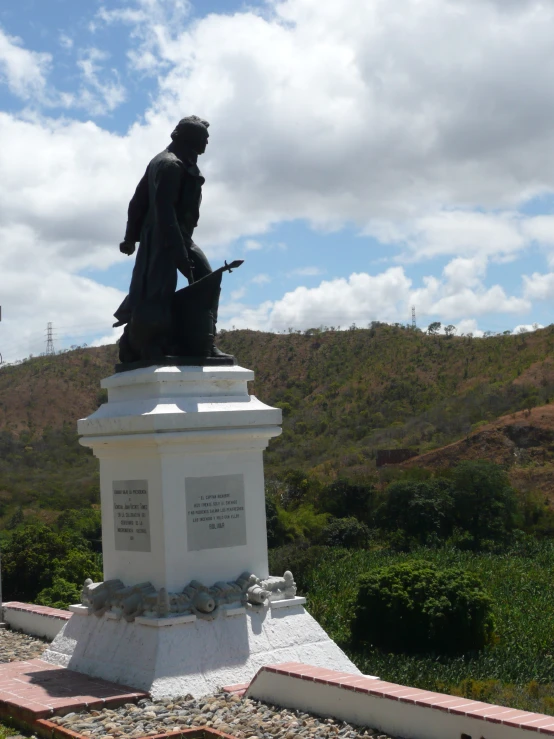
[113,115,243,368]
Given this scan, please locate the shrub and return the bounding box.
[275,504,330,543]
[36,577,81,610]
[351,561,495,655]
[319,517,370,548]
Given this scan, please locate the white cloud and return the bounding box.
[0,224,124,363]
[523,272,554,301]
[230,286,247,300]
[74,48,126,115]
[453,319,484,338]
[512,323,544,335]
[267,268,412,329]
[244,239,263,251]
[7,1,554,247]
[411,256,530,320]
[59,34,74,51]
[222,257,530,332]
[0,27,51,101]
[385,212,527,262]
[288,266,324,277]
[142,0,554,237]
[0,26,126,116]
[252,274,271,285]
[96,0,192,74]
[3,0,554,360]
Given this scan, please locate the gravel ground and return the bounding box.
[0,629,47,662]
[50,694,396,739]
[0,630,396,739]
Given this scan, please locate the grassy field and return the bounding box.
[301,541,554,714]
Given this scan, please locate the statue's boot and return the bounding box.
[210,344,233,359]
[210,324,233,359]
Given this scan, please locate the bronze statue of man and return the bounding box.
[114,115,231,361]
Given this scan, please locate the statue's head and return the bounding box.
[171,115,210,154]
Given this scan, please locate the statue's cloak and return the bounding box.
[114,144,205,327]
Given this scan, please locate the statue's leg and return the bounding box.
[189,243,231,359]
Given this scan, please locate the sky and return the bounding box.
[1,0,554,362]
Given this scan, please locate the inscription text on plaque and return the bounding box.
[113,479,151,552]
[186,474,246,551]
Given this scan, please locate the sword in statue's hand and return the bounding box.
[216,259,244,276]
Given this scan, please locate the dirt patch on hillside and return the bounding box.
[402,404,554,498]
[513,357,554,388]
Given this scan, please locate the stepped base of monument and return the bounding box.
[115,355,237,372]
[41,599,360,699]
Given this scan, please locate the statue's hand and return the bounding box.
[120,240,136,256]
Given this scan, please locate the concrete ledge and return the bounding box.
[135,614,197,627]
[68,605,91,616]
[222,606,246,617]
[247,662,554,739]
[269,596,306,609]
[3,602,71,640]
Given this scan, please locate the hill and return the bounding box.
[0,344,117,435]
[1,324,554,521]
[217,324,554,478]
[400,403,554,500]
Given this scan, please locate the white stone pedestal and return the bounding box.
[43,364,360,696]
[78,365,280,589]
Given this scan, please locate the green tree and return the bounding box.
[265,496,282,548]
[276,504,330,543]
[319,517,370,548]
[377,479,455,544]
[427,321,441,335]
[1,522,100,602]
[451,461,518,546]
[2,523,73,600]
[56,508,102,552]
[319,480,377,525]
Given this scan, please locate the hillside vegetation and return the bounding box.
[1,324,554,518]
[218,324,554,477]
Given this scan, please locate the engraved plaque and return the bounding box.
[186,474,246,551]
[113,479,151,552]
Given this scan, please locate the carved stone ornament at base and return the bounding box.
[80,571,297,623]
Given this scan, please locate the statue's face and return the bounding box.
[195,130,209,155]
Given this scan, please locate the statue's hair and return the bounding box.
[171,115,210,143]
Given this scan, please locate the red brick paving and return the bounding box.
[0,658,146,724]
[35,724,238,739]
[0,660,242,739]
[221,682,249,698]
